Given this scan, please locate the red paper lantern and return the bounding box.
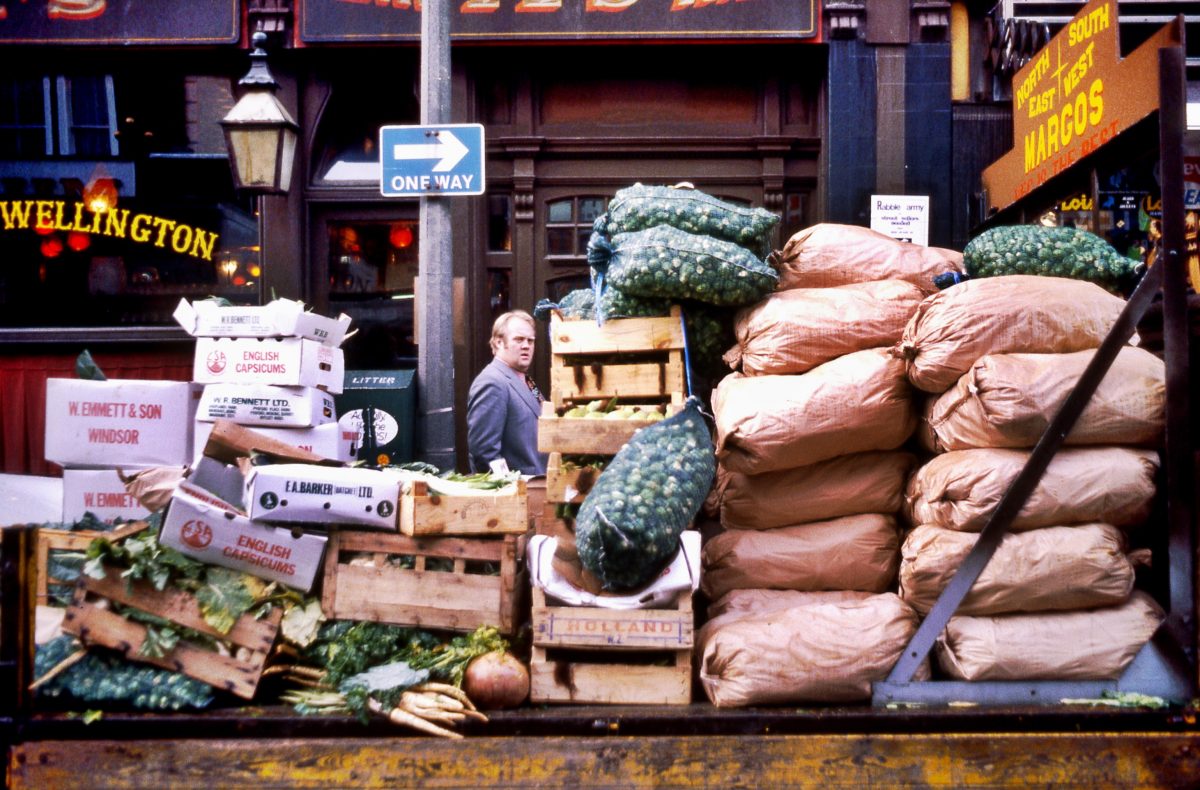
[41,236,64,258]
[389,224,414,249]
[67,231,91,252]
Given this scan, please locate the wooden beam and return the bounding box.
[11,732,1200,788]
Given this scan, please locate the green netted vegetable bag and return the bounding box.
[574,397,715,592]
[590,224,778,313]
[963,225,1140,294]
[596,183,779,258]
[534,288,671,322]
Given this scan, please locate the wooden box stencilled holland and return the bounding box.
[61,564,282,700]
[529,586,694,705]
[399,478,530,537]
[320,529,528,635]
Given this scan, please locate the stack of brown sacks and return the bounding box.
[899,274,1166,681]
[696,225,961,706]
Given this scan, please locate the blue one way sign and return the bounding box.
[380,124,486,197]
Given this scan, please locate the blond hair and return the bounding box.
[489,310,535,354]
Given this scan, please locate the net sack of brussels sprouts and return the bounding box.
[574,396,716,593]
[534,287,673,323]
[962,225,1141,295]
[589,224,778,316]
[594,183,780,258]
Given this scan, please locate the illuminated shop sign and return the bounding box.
[0,0,238,45]
[0,200,219,261]
[982,0,1182,214]
[299,0,819,43]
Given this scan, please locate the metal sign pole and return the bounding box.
[417,0,457,471]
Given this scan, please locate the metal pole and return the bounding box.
[417,0,456,471]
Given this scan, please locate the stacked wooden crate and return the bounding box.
[532,306,695,704]
[321,480,532,636]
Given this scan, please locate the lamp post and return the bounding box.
[221,32,298,194]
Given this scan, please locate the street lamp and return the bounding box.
[221,32,298,194]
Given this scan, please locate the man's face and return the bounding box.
[496,319,536,373]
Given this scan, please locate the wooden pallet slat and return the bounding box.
[61,564,281,700]
[544,453,603,505]
[36,522,149,606]
[537,397,684,455]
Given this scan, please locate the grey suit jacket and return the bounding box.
[466,358,547,475]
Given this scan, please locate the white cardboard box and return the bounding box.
[193,421,355,465]
[45,379,200,468]
[173,298,352,347]
[62,468,153,524]
[245,463,400,530]
[159,482,328,592]
[193,337,345,393]
[196,384,336,427]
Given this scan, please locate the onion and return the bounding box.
[462,651,529,710]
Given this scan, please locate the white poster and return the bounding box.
[870,195,930,246]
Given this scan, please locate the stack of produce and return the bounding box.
[551,183,782,384]
[897,262,1166,682]
[699,225,937,707]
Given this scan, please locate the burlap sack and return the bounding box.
[920,347,1165,452]
[713,349,915,475]
[899,523,1138,616]
[934,591,1164,681]
[725,280,924,376]
[776,224,963,295]
[714,451,914,530]
[706,588,876,621]
[895,275,1129,394]
[698,592,921,705]
[700,513,900,601]
[904,446,1158,532]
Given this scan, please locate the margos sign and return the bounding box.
[0,200,220,262]
[982,0,1183,214]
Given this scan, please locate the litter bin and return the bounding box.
[336,369,416,466]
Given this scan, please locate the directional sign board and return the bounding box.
[380,124,485,197]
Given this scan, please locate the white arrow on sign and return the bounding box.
[391,130,469,173]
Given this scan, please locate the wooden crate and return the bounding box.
[529,586,693,705]
[35,522,148,606]
[544,452,603,505]
[399,478,530,537]
[61,564,282,700]
[547,307,687,409]
[321,530,528,635]
[537,397,684,455]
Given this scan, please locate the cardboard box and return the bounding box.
[193,337,345,393]
[62,468,153,524]
[193,421,354,465]
[159,482,328,592]
[336,370,416,465]
[45,379,200,468]
[196,384,336,427]
[245,464,401,530]
[173,298,352,347]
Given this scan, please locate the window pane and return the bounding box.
[546,227,574,255]
[488,194,512,252]
[547,199,573,223]
[488,268,511,319]
[579,197,605,223]
[576,228,591,253]
[69,75,108,125]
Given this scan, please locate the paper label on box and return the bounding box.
[193,337,345,393]
[197,384,336,427]
[246,464,400,529]
[160,482,327,592]
[45,379,199,467]
[62,468,152,524]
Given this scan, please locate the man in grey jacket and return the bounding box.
[466,310,548,475]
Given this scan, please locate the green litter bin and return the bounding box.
[336,369,416,466]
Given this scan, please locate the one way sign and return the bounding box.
[380,124,486,197]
